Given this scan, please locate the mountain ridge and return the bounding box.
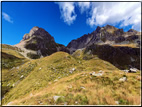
[67,25,140,53]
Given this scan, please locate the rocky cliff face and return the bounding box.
[15,26,70,57]
[67,25,140,53]
[84,44,140,70]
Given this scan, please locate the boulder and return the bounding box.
[129,68,138,73]
[53,96,62,102]
[123,70,129,73]
[94,73,103,76]
[54,79,58,82]
[20,75,24,79]
[115,101,119,104]
[80,86,85,89]
[91,72,95,76]
[69,68,75,74]
[99,70,104,73]
[90,72,103,76]
[119,77,127,82]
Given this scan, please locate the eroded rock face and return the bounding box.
[67,25,140,53]
[23,34,30,40]
[84,44,140,70]
[29,26,39,36]
[16,26,70,58]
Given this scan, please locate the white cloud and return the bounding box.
[2,12,13,23]
[86,2,141,31]
[77,2,90,14]
[55,2,77,25]
[56,2,141,31]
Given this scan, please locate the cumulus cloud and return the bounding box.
[56,2,141,31]
[2,12,13,23]
[77,2,90,14]
[86,2,141,31]
[55,2,77,25]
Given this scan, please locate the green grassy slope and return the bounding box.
[2,51,141,105]
[1,44,29,98]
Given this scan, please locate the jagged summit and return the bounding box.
[95,26,101,33]
[127,29,138,33]
[15,26,70,57]
[22,26,54,42]
[104,24,117,29]
[67,25,140,53]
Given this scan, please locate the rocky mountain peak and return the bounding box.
[128,29,137,33]
[67,25,140,53]
[104,24,118,33]
[21,26,55,42]
[15,26,70,57]
[29,26,40,36]
[96,26,101,33]
[104,24,116,29]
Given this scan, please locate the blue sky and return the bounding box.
[2,2,141,46]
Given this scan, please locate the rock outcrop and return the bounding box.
[84,44,140,70]
[15,26,70,57]
[67,25,140,53]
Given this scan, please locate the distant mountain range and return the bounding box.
[15,25,140,55]
[67,25,140,53]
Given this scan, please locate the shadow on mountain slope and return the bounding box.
[84,44,140,70]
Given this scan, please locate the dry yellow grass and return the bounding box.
[2,51,141,105]
[112,44,138,48]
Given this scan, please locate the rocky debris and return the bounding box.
[115,101,119,105]
[80,86,85,89]
[64,102,67,105]
[68,85,72,89]
[90,72,95,76]
[90,71,104,77]
[94,73,103,76]
[136,76,141,81]
[119,77,127,82]
[30,93,33,97]
[54,79,58,82]
[122,70,129,73]
[129,68,138,73]
[86,50,91,55]
[38,100,43,104]
[20,75,24,79]
[123,68,138,73]
[99,70,104,73]
[7,83,10,86]
[69,68,76,74]
[7,101,13,105]
[10,67,15,71]
[16,66,19,69]
[53,96,63,102]
[12,84,15,87]
[75,101,78,104]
